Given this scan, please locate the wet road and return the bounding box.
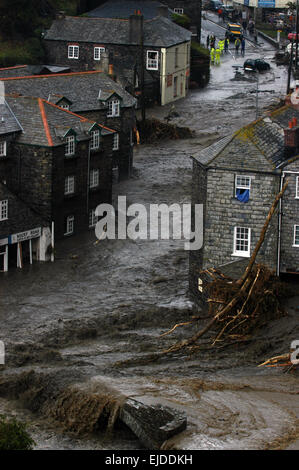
[0,21,298,449]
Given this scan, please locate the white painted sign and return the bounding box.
[10,227,41,244]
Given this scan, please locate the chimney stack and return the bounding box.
[284,117,299,158]
[157,6,169,18]
[56,11,65,20]
[129,11,144,44]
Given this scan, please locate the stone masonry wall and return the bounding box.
[202,168,280,271]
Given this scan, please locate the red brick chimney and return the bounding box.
[284,117,299,157]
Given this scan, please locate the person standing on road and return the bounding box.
[224,37,229,53]
[235,37,241,54]
[241,37,245,56]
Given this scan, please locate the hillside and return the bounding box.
[0,0,102,66]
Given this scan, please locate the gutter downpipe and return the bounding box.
[277,170,299,276]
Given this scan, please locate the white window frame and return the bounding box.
[65,135,75,156]
[59,103,70,111]
[89,169,99,189]
[293,225,299,247]
[64,175,75,195]
[90,129,100,150]
[174,8,184,14]
[68,45,79,59]
[113,133,119,151]
[0,200,8,221]
[0,141,7,157]
[146,50,159,71]
[89,209,98,228]
[65,215,74,235]
[235,175,251,197]
[296,176,299,199]
[107,99,120,117]
[94,46,105,61]
[233,226,251,257]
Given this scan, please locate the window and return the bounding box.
[0,141,6,157]
[64,176,75,195]
[59,103,69,111]
[94,46,105,60]
[174,8,184,14]
[107,99,120,117]
[146,50,159,70]
[175,47,179,68]
[89,209,98,228]
[68,45,79,59]
[65,215,74,235]
[113,133,119,151]
[173,76,178,98]
[65,135,75,156]
[89,169,99,188]
[90,130,100,150]
[293,225,299,247]
[235,175,251,202]
[233,227,251,257]
[0,200,8,221]
[296,176,299,199]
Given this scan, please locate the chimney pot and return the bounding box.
[293,117,298,126]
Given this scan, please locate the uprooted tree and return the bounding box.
[161,180,295,360]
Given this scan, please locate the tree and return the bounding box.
[0,415,35,450]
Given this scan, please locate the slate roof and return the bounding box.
[1,71,136,112]
[0,65,70,78]
[87,0,172,20]
[193,105,299,170]
[0,101,22,136]
[5,95,115,147]
[44,15,191,48]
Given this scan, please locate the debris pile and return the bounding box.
[258,353,297,373]
[137,118,194,144]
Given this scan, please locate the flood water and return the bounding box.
[0,29,298,450]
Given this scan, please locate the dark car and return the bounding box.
[243,59,271,72]
[207,0,223,11]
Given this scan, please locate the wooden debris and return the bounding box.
[137,118,194,144]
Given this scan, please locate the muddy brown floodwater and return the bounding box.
[0,34,298,450]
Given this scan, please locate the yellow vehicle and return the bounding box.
[226,23,243,41]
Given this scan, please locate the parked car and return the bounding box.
[243,59,271,72]
[207,0,223,11]
[226,23,243,40]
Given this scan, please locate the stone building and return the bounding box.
[0,95,116,270]
[0,70,136,180]
[189,105,299,303]
[43,9,191,106]
[0,101,51,271]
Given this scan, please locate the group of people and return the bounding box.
[234,37,246,56]
[207,35,230,65]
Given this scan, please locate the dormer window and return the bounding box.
[65,135,75,156]
[107,99,120,117]
[90,129,100,150]
[59,103,70,111]
[0,141,6,157]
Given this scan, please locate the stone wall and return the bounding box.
[280,160,299,273]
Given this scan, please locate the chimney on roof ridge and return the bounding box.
[157,5,169,17]
[284,117,299,158]
[56,10,65,20]
[129,11,144,44]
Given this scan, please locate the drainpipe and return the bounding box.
[277,170,299,276]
